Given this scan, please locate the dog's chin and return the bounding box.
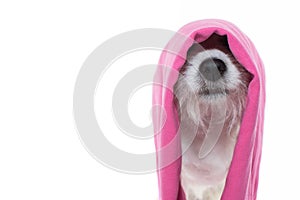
[198,88,229,99]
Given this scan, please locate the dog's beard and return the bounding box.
[174,76,248,135]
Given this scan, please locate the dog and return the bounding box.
[173,33,253,200]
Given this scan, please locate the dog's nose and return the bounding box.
[199,58,227,81]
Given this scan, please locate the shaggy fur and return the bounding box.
[173,34,253,200]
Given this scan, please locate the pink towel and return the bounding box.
[153,19,265,200]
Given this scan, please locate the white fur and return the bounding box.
[184,49,241,99]
[174,50,249,200]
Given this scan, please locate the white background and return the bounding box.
[1,0,299,199]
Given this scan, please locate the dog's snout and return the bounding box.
[199,58,227,81]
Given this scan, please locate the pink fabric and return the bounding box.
[153,19,265,200]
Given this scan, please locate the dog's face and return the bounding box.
[177,34,253,101]
[174,34,253,128]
